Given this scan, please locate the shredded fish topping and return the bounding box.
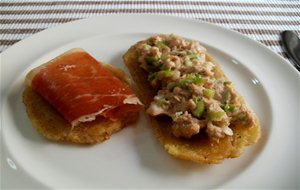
[136,34,255,139]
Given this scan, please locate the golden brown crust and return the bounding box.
[123,39,260,164]
[23,87,139,144]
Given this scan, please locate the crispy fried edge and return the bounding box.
[23,87,139,144]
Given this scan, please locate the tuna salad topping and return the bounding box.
[136,34,255,140]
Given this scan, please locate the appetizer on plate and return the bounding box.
[123,34,261,164]
[23,48,142,144]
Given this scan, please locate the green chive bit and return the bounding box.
[179,79,188,89]
[186,73,204,85]
[167,82,177,91]
[161,54,170,62]
[155,41,167,48]
[169,33,177,38]
[187,52,199,60]
[158,70,174,78]
[184,57,192,66]
[224,104,235,112]
[203,89,215,99]
[222,90,231,104]
[192,97,205,118]
[155,96,168,107]
[208,111,225,121]
[147,72,157,82]
[143,44,152,50]
[146,56,160,67]
[224,81,232,85]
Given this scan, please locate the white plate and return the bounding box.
[1,14,299,189]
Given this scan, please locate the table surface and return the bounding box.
[1,0,300,65]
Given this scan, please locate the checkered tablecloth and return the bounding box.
[1,0,300,63]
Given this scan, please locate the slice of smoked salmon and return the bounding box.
[29,49,141,126]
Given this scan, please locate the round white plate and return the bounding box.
[1,14,299,189]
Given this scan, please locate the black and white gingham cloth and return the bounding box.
[1,0,300,63]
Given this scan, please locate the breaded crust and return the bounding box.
[123,41,260,164]
[23,87,139,144]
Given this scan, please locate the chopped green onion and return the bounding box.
[161,54,170,62]
[155,97,168,107]
[184,57,192,66]
[155,41,167,48]
[224,81,232,85]
[187,52,202,60]
[179,74,203,89]
[179,79,188,88]
[186,73,204,85]
[167,82,177,91]
[146,56,160,67]
[143,44,152,50]
[148,70,173,82]
[192,97,205,118]
[208,111,225,121]
[238,113,247,121]
[203,89,215,98]
[160,64,168,70]
[222,90,231,104]
[169,33,177,38]
[224,104,235,112]
[158,70,174,78]
[187,52,199,60]
[147,72,157,82]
